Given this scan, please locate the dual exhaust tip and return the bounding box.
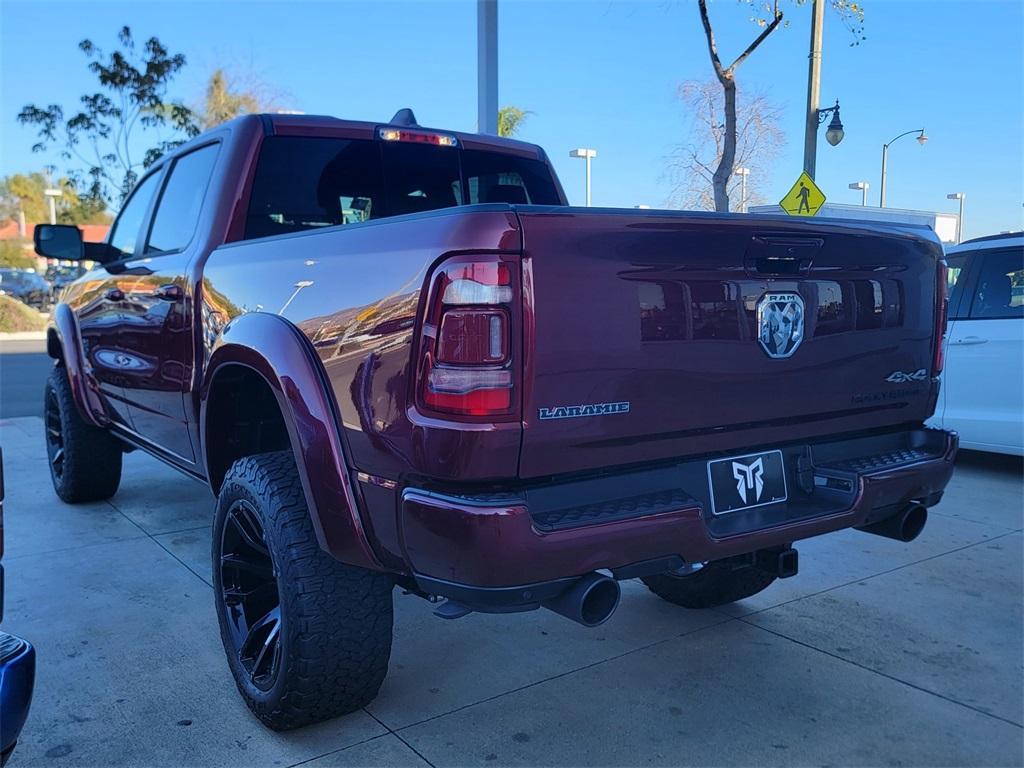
[537,503,927,628]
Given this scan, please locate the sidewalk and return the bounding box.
[1,415,1021,767]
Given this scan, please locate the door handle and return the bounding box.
[104,288,124,301]
[154,284,183,302]
[949,336,988,346]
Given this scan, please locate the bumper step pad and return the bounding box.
[532,488,697,532]
[818,448,936,474]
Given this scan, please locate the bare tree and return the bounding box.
[198,68,286,129]
[695,0,865,212]
[667,80,785,211]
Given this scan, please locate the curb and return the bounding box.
[0,331,47,341]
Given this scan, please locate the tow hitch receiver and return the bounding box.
[754,547,799,579]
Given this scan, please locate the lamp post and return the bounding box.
[44,188,63,225]
[477,0,498,135]
[804,100,845,179]
[879,129,927,207]
[735,167,750,213]
[279,280,314,315]
[569,148,597,207]
[801,0,845,179]
[947,192,966,243]
[848,181,869,206]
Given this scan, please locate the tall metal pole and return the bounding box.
[879,129,926,208]
[861,185,868,206]
[477,0,498,135]
[741,171,748,212]
[948,193,966,243]
[958,195,965,242]
[585,156,592,207]
[879,143,889,207]
[802,0,825,179]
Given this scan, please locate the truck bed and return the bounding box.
[202,204,945,486]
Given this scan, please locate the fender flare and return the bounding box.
[200,312,384,571]
[47,303,108,428]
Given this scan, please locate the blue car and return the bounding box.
[0,449,35,766]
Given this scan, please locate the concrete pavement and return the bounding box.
[0,415,1021,767]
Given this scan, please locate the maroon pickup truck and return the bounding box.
[34,110,956,730]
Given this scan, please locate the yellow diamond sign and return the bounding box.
[779,171,826,217]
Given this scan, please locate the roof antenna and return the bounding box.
[389,108,418,127]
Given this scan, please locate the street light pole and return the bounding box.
[569,148,597,206]
[44,188,63,225]
[879,128,927,207]
[802,0,826,179]
[735,167,750,213]
[848,181,869,206]
[477,0,498,135]
[947,192,966,243]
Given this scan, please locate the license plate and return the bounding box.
[707,450,788,516]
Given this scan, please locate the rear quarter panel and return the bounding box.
[201,206,523,483]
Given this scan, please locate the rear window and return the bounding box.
[245,136,560,241]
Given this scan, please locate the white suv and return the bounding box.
[930,232,1024,455]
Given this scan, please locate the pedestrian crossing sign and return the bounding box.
[780,171,826,216]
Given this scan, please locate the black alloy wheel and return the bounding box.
[219,499,283,691]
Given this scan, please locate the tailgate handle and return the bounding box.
[745,236,822,275]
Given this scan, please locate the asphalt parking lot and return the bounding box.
[0,409,1022,767]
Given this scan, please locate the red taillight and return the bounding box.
[417,254,519,420]
[933,260,949,376]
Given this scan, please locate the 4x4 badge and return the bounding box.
[886,369,928,383]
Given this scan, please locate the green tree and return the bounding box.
[0,240,36,270]
[18,26,199,204]
[695,0,864,211]
[0,172,110,225]
[498,106,533,138]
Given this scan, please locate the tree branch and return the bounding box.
[727,2,784,74]
[697,0,728,83]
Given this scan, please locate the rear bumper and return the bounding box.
[401,427,957,601]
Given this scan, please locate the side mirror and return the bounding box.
[33,225,83,261]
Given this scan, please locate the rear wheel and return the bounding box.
[44,364,122,503]
[641,559,776,609]
[213,451,394,731]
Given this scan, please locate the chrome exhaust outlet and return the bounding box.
[858,503,928,542]
[542,572,621,627]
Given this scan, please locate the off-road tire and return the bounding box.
[44,363,122,503]
[641,560,776,609]
[213,451,394,731]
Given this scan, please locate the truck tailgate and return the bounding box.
[517,209,942,479]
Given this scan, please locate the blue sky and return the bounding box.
[1,0,1021,239]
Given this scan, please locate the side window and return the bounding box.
[146,143,220,254]
[968,248,1024,320]
[945,254,970,320]
[108,171,162,259]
